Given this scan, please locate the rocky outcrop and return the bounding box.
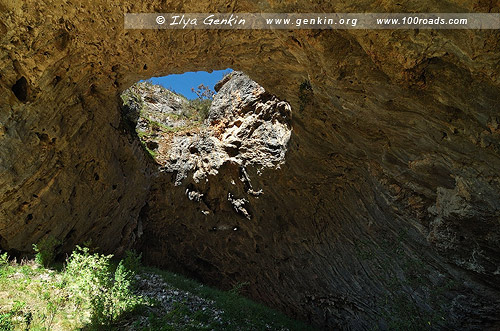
[158,72,291,185]
[1,1,500,329]
[140,72,292,221]
[122,82,193,131]
[121,72,291,187]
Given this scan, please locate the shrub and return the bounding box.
[0,312,13,331]
[65,246,141,326]
[229,281,250,296]
[108,261,136,317]
[189,83,215,122]
[0,301,30,331]
[0,252,9,268]
[33,236,61,267]
[188,98,212,121]
[122,250,142,273]
[191,83,215,100]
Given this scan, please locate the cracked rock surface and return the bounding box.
[158,72,292,185]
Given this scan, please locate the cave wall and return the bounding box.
[1,0,500,329]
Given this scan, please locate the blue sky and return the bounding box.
[146,68,233,99]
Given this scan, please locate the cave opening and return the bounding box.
[119,69,296,316]
[120,69,233,163]
[126,68,296,311]
[120,69,293,186]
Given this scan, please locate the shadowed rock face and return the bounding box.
[1,0,500,329]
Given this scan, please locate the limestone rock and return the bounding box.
[138,72,293,186]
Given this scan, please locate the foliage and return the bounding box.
[141,140,158,159]
[0,300,32,330]
[0,252,9,268]
[65,245,142,326]
[143,266,315,331]
[82,238,100,253]
[229,281,250,296]
[0,312,13,331]
[143,78,154,87]
[0,245,147,330]
[188,83,215,122]
[121,89,142,108]
[0,244,311,330]
[188,98,212,122]
[33,236,61,267]
[191,83,215,100]
[122,250,142,273]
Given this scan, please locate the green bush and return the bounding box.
[33,236,61,267]
[0,252,9,268]
[0,252,10,279]
[189,83,215,122]
[65,246,141,326]
[0,312,13,331]
[188,98,212,122]
[0,301,30,331]
[122,250,142,273]
[229,281,250,296]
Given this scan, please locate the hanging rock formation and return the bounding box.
[1,0,500,329]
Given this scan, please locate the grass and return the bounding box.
[0,248,314,331]
[145,146,158,159]
[0,247,144,330]
[0,259,82,330]
[140,266,315,331]
[139,115,199,136]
